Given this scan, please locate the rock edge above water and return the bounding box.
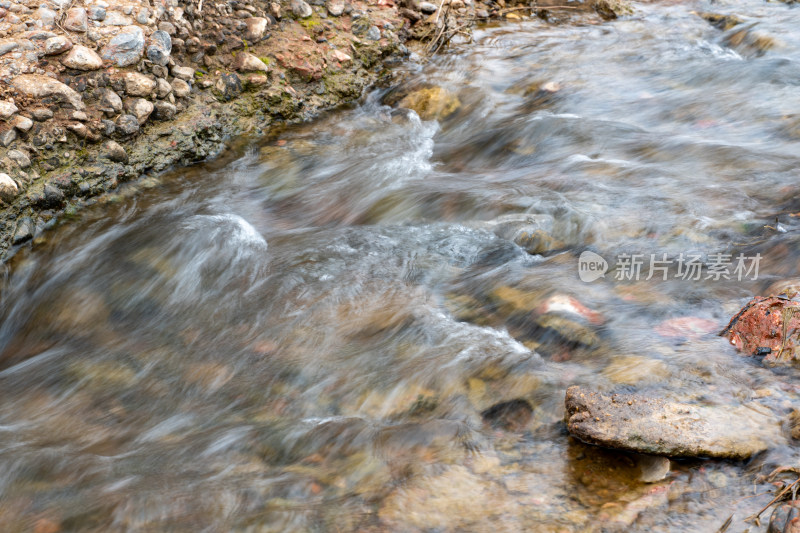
[565,385,782,459]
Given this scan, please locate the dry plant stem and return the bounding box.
[767,466,800,481]
[427,2,453,54]
[434,0,445,23]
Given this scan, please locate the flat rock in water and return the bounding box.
[564,386,781,459]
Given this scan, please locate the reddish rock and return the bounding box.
[655,317,718,339]
[290,59,322,82]
[63,7,88,32]
[330,49,352,64]
[721,295,800,364]
[536,294,604,325]
[247,74,268,86]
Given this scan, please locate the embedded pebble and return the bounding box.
[44,35,73,55]
[100,25,144,67]
[61,45,103,70]
[63,7,88,32]
[292,0,313,18]
[0,173,19,201]
[0,100,18,119]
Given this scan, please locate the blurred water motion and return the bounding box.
[2,0,800,530]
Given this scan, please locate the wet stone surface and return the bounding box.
[565,386,783,459]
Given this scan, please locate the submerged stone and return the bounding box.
[483,213,563,254]
[397,86,460,121]
[698,11,744,31]
[636,454,670,483]
[722,24,777,57]
[769,501,800,533]
[481,398,533,431]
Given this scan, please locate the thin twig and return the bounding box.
[434,0,445,24]
[427,1,452,53]
[716,515,733,533]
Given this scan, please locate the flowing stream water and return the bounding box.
[2,0,800,530]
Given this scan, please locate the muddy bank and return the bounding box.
[0,0,629,260]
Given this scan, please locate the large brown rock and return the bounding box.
[564,386,781,459]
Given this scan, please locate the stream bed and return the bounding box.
[2,0,800,530]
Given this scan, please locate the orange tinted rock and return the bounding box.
[721,296,800,364]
